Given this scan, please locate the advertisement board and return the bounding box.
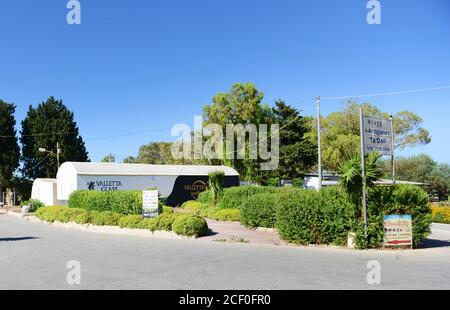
[142,190,159,218]
[383,214,413,248]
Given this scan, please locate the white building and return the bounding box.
[31,178,58,206]
[55,162,240,206]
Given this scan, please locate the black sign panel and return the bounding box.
[165,175,239,207]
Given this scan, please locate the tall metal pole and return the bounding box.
[317,96,322,190]
[390,114,396,185]
[359,108,368,235]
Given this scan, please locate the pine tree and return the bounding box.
[20,97,89,179]
[0,100,20,188]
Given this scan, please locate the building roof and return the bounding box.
[58,162,239,176]
[34,178,57,183]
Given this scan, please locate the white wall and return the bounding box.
[31,180,58,206]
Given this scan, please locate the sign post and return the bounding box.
[142,189,159,218]
[359,108,368,234]
[360,110,394,236]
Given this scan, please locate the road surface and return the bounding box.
[0,213,449,289]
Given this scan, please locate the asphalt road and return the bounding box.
[1,214,449,290]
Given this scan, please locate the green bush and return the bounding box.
[138,218,158,231]
[35,206,67,223]
[217,186,277,210]
[56,208,87,223]
[161,206,174,214]
[240,193,277,228]
[155,213,178,231]
[75,212,92,224]
[172,215,209,237]
[276,187,354,246]
[197,189,212,204]
[356,184,432,249]
[182,200,209,215]
[21,199,45,212]
[92,211,123,226]
[212,208,241,222]
[68,190,142,215]
[118,215,143,228]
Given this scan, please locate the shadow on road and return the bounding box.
[420,238,450,249]
[0,237,39,242]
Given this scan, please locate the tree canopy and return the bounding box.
[20,97,89,179]
[0,100,20,188]
[311,101,431,172]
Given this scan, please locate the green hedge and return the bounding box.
[356,184,432,249]
[181,200,209,215]
[217,186,278,210]
[212,208,241,222]
[118,215,143,228]
[172,215,209,237]
[92,211,123,226]
[197,189,212,204]
[276,187,354,246]
[138,218,159,231]
[68,190,142,215]
[56,208,87,223]
[240,193,277,228]
[36,206,67,222]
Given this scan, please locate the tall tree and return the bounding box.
[272,100,316,179]
[393,154,449,200]
[203,82,274,180]
[20,97,89,179]
[311,100,431,172]
[0,100,20,189]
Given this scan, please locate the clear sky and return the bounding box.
[0,0,449,164]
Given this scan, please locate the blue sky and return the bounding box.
[0,0,449,164]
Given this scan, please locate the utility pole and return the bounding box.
[317,96,322,190]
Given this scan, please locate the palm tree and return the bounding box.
[208,171,225,206]
[339,151,385,208]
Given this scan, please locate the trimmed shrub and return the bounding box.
[212,208,241,222]
[92,211,123,226]
[36,206,67,223]
[138,218,158,231]
[155,213,178,231]
[197,189,212,204]
[217,186,277,210]
[75,212,91,224]
[161,206,174,214]
[56,208,87,223]
[118,215,143,228]
[356,184,432,249]
[182,200,208,215]
[172,215,209,237]
[68,190,142,215]
[240,193,277,228]
[276,187,354,246]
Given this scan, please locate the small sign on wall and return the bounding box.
[142,190,159,218]
[383,215,413,248]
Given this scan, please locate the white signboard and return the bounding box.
[383,215,413,248]
[142,190,159,218]
[362,116,393,156]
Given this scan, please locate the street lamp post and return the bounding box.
[39,142,61,169]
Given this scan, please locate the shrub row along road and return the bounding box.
[1,214,449,289]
